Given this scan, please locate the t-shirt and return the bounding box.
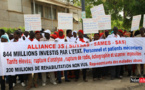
[40,37,54,42]
[25,38,38,42]
[66,36,76,42]
[55,38,65,43]
[76,37,89,43]
[10,38,23,42]
[107,33,120,38]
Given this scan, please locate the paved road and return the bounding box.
[10,76,145,90]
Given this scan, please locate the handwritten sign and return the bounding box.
[83,18,98,34]
[131,15,141,31]
[97,15,111,30]
[58,13,73,29]
[143,15,145,28]
[24,14,41,31]
[91,4,105,18]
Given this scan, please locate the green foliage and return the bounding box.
[73,0,145,31]
[0,27,25,34]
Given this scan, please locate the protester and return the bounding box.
[40,29,57,86]
[92,33,103,81]
[9,33,14,40]
[66,29,76,42]
[0,35,13,90]
[135,27,145,77]
[107,27,122,80]
[0,29,6,41]
[75,30,89,82]
[66,30,76,79]
[26,31,39,90]
[55,29,70,83]
[11,30,26,87]
[24,31,29,39]
[72,30,77,40]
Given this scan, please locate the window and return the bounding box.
[53,8,57,20]
[44,6,52,19]
[31,3,43,17]
[36,4,43,17]
[8,0,22,12]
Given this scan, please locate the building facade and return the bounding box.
[0,0,82,31]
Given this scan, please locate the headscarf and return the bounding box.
[1,35,10,42]
[78,30,85,42]
[35,31,40,34]
[99,33,104,38]
[54,31,59,37]
[58,29,65,39]
[51,34,57,39]
[78,30,84,34]
[118,30,123,34]
[111,31,114,34]
[72,30,77,35]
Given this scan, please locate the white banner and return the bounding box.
[83,18,98,34]
[131,15,141,31]
[24,14,41,31]
[0,38,145,76]
[58,13,73,29]
[97,15,111,30]
[91,4,105,18]
[143,14,145,28]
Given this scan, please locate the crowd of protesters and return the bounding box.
[0,27,145,90]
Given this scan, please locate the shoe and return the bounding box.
[34,84,38,88]
[13,83,16,87]
[21,82,26,87]
[83,79,88,82]
[58,81,62,84]
[52,82,57,85]
[42,83,46,86]
[119,76,123,79]
[65,80,71,82]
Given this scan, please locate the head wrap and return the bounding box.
[58,29,65,39]
[1,35,10,42]
[78,30,84,34]
[35,31,40,34]
[118,30,123,34]
[51,34,57,39]
[54,31,59,37]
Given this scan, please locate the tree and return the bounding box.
[73,0,145,30]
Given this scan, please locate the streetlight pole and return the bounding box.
[81,0,85,30]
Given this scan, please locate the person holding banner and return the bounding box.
[92,33,103,81]
[75,30,89,82]
[40,29,57,86]
[66,29,76,42]
[107,27,122,80]
[0,35,13,90]
[135,27,145,77]
[26,31,40,90]
[11,30,26,87]
[72,31,78,40]
[66,30,76,79]
[55,29,70,83]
